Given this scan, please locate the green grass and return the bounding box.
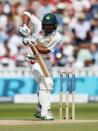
[53,103,98,119]
[0,103,34,120]
[0,103,98,120]
[0,103,98,131]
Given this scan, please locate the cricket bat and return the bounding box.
[28,40,50,77]
[59,73,63,119]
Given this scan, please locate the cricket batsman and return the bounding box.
[20,11,62,120]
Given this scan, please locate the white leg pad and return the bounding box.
[44,77,54,90]
[39,89,51,116]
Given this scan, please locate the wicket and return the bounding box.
[59,72,75,120]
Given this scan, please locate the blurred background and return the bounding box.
[0,0,98,103]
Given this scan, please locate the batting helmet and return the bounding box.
[42,13,58,34]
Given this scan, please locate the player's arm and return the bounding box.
[19,12,31,37]
[35,32,62,54]
[19,11,34,37]
[23,13,30,25]
[35,44,50,54]
[20,11,41,37]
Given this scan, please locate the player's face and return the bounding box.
[42,24,56,35]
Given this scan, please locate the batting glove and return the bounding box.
[23,37,35,45]
[20,24,30,37]
[23,37,30,45]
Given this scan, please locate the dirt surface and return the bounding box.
[0,120,98,125]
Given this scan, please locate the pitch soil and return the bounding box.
[0,119,98,125]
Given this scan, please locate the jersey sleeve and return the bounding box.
[24,11,42,35]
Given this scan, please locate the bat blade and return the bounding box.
[29,40,50,77]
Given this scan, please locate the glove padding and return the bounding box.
[22,37,35,45]
[23,37,29,45]
[20,24,30,37]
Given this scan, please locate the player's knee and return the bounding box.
[45,77,54,91]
